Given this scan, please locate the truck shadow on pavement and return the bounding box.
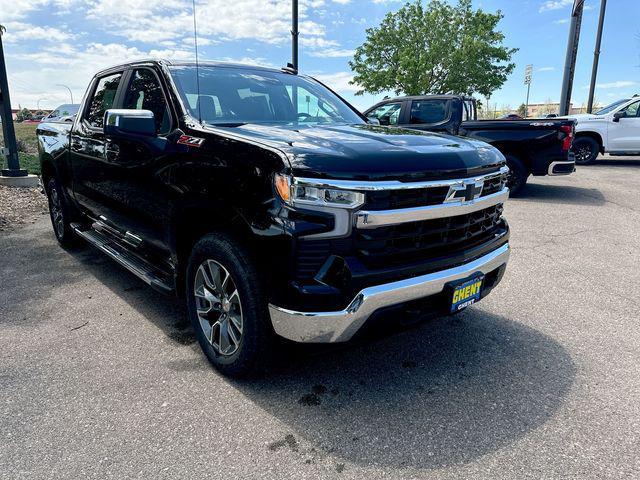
[591,158,640,167]
[232,310,576,470]
[511,183,605,206]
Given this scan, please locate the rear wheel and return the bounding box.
[505,155,528,196]
[45,177,79,247]
[186,233,272,377]
[572,136,599,165]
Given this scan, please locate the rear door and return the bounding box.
[69,70,125,220]
[608,100,640,152]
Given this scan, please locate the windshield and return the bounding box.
[46,104,79,120]
[595,99,631,115]
[168,65,364,126]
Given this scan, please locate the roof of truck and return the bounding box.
[95,58,287,76]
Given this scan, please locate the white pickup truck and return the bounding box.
[567,96,640,164]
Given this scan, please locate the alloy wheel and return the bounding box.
[49,186,65,238]
[193,259,243,356]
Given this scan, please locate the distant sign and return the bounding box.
[524,64,533,85]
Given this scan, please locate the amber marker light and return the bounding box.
[274,174,291,203]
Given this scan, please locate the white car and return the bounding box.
[565,97,640,164]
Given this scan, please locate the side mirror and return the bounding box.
[104,109,156,137]
[378,114,392,126]
[367,116,381,126]
[613,111,627,123]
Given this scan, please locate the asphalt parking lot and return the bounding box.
[1,156,639,479]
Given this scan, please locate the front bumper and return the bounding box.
[269,242,510,343]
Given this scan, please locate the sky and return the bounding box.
[1,0,638,112]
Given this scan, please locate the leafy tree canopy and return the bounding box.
[349,0,517,97]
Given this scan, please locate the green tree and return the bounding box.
[16,108,32,122]
[517,103,527,117]
[349,0,517,97]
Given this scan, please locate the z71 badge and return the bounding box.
[177,135,205,147]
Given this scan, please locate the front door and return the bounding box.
[608,100,640,152]
[69,71,124,224]
[100,67,175,255]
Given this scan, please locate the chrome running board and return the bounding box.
[71,223,174,294]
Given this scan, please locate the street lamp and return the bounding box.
[37,97,46,111]
[55,84,74,104]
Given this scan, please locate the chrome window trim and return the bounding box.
[292,165,508,192]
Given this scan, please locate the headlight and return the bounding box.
[274,174,365,209]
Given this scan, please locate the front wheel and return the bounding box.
[186,233,272,377]
[572,136,599,165]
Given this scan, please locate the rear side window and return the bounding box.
[85,73,122,128]
[410,100,448,124]
[123,69,171,134]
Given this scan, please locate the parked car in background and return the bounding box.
[37,59,511,376]
[499,113,522,120]
[563,97,640,164]
[22,115,45,124]
[364,95,576,194]
[43,104,80,123]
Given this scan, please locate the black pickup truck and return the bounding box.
[37,60,511,376]
[364,95,576,194]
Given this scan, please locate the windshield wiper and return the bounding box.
[206,122,247,127]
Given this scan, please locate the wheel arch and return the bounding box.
[575,131,604,153]
[170,205,256,298]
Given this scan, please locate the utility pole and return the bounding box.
[0,25,27,178]
[559,0,585,116]
[291,0,299,72]
[524,64,533,118]
[587,0,607,113]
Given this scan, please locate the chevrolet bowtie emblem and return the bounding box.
[445,179,484,203]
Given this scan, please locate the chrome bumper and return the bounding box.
[269,243,510,343]
[548,160,576,176]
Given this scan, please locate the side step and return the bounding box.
[71,223,175,294]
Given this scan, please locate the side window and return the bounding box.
[85,73,122,128]
[123,69,171,134]
[410,100,448,124]
[368,103,402,125]
[621,101,640,117]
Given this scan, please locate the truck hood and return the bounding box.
[216,123,504,181]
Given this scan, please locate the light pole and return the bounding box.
[587,0,607,113]
[559,0,585,116]
[56,84,74,104]
[37,97,46,111]
[0,24,27,178]
[291,0,299,72]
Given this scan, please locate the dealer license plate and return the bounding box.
[450,275,484,313]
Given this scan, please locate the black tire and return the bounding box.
[45,177,79,247]
[186,233,272,377]
[572,136,599,165]
[505,155,528,196]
